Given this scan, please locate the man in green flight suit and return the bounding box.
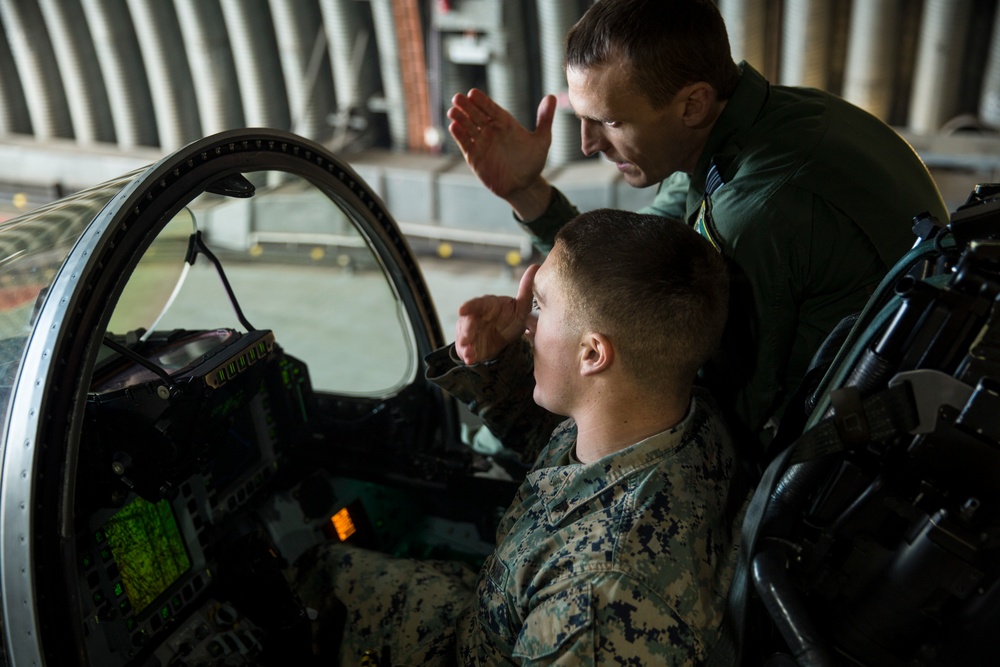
[446,0,949,452]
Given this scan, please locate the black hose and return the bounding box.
[751,547,842,667]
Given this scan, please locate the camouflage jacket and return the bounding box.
[426,340,745,666]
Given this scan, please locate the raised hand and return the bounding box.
[455,264,539,365]
[447,89,557,221]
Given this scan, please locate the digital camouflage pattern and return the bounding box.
[290,340,746,665]
[289,541,477,666]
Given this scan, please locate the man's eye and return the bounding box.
[603,120,621,128]
[531,297,539,311]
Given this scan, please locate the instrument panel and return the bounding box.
[0,129,473,667]
[76,328,309,666]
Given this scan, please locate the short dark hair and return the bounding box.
[564,0,741,108]
[553,209,729,395]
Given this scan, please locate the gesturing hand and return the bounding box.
[455,264,539,365]
[447,89,555,205]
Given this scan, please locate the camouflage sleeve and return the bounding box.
[424,338,562,462]
[518,187,580,254]
[511,574,703,667]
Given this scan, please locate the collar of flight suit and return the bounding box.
[688,62,770,204]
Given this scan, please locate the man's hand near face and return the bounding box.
[454,264,539,365]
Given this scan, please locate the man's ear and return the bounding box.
[679,82,716,128]
[580,332,614,376]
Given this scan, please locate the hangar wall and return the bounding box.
[0,0,998,246]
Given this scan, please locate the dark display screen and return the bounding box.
[204,395,265,496]
[103,496,191,615]
[93,329,235,394]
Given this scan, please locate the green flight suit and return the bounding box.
[522,63,948,450]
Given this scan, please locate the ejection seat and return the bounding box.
[733,185,1000,667]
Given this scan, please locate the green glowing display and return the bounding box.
[103,497,191,615]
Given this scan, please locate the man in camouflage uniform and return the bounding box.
[291,209,746,665]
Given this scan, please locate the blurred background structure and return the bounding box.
[0,0,999,257]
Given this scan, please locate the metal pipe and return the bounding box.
[79,0,158,149]
[126,0,201,150]
[38,0,115,144]
[319,0,378,135]
[486,0,533,130]
[537,0,584,167]
[843,0,899,121]
[908,0,973,135]
[369,0,408,149]
[719,0,769,73]
[780,0,835,88]
[219,0,291,131]
[174,0,244,136]
[0,0,73,140]
[268,0,333,142]
[0,15,31,136]
[978,0,1000,127]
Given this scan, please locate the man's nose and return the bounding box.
[580,120,604,157]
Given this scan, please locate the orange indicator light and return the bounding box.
[331,507,356,542]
